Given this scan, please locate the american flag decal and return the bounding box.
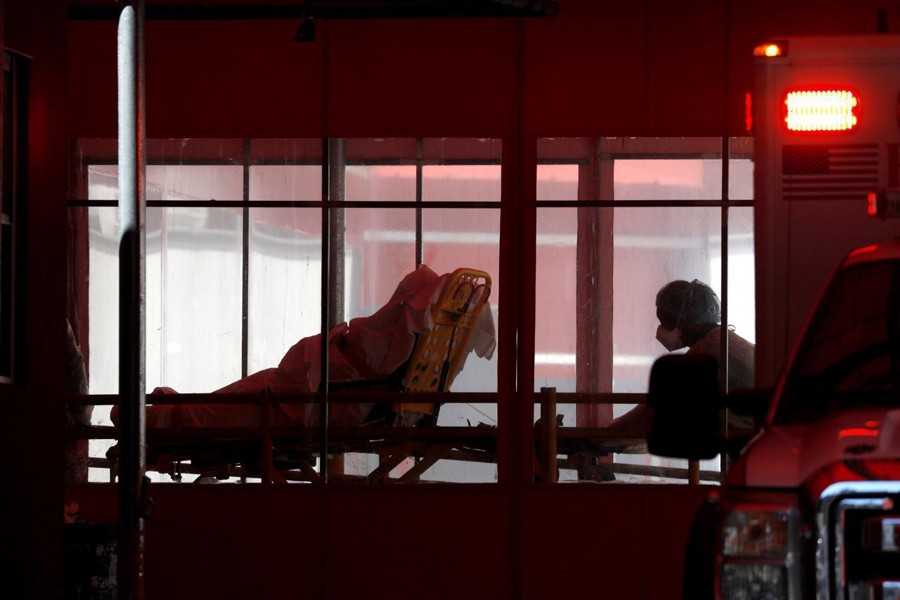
[782,144,879,201]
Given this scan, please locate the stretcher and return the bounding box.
[105,267,501,483]
[93,390,711,484]
[90,265,716,484]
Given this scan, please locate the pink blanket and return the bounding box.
[127,265,495,429]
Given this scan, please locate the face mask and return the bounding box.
[656,324,686,352]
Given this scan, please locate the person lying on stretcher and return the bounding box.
[111,265,495,430]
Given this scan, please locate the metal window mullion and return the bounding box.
[415,138,423,268]
[72,198,504,209]
[720,135,731,478]
[328,139,345,328]
[319,137,332,484]
[534,199,754,209]
[241,139,250,378]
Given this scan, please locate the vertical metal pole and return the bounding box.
[328,138,345,327]
[327,138,345,477]
[117,1,146,598]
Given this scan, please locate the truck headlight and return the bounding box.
[723,509,792,556]
[720,563,788,600]
[717,494,800,600]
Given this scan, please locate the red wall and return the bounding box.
[69,483,710,600]
[2,1,69,598]
[66,0,900,140]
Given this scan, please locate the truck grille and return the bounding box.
[818,482,900,600]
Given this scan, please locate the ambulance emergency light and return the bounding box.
[752,43,862,133]
[784,89,860,132]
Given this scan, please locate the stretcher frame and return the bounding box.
[79,389,717,484]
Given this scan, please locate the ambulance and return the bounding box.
[648,34,900,599]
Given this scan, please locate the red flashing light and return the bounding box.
[868,192,879,217]
[868,190,900,220]
[784,89,860,132]
[745,92,753,134]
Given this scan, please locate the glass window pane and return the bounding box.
[87,165,119,200]
[146,206,243,392]
[250,165,321,201]
[345,165,416,202]
[729,136,755,201]
[612,207,723,393]
[146,165,244,201]
[422,165,501,202]
[345,207,418,315]
[614,159,723,200]
[422,209,499,284]
[87,165,246,201]
[247,208,322,374]
[535,207,578,392]
[146,139,244,163]
[422,207,499,394]
[87,206,119,396]
[86,188,244,481]
[536,164,579,201]
[729,159,754,201]
[714,207,756,345]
